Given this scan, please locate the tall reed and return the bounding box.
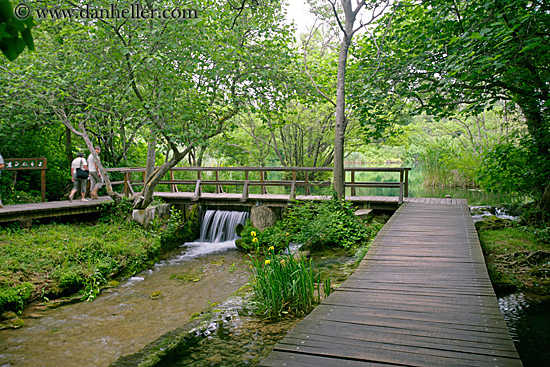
[248,243,326,318]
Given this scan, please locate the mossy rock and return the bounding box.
[169,270,204,283]
[235,223,244,236]
[0,317,24,329]
[475,216,513,231]
[1,311,17,321]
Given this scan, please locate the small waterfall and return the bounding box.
[199,210,249,243]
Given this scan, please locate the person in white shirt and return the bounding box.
[68,153,89,202]
[87,146,102,200]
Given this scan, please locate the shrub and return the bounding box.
[237,199,380,252]
[281,199,377,249]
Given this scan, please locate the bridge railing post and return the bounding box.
[241,170,249,202]
[404,169,409,198]
[350,170,356,197]
[305,171,310,196]
[260,171,267,195]
[170,170,178,193]
[123,173,129,197]
[290,170,297,200]
[215,170,223,193]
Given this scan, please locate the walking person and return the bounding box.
[68,153,89,202]
[87,146,102,200]
[0,152,4,208]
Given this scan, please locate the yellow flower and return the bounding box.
[280,259,285,265]
[252,237,258,243]
[285,233,289,236]
[251,231,257,237]
[264,259,270,265]
[268,246,274,251]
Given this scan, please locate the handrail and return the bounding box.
[105,166,411,204]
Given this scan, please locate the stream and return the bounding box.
[498,292,550,367]
[0,211,251,367]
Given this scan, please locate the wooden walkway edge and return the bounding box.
[261,202,522,367]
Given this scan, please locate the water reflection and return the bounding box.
[498,292,550,367]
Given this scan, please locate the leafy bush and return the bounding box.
[477,142,531,194]
[154,206,200,250]
[530,226,550,245]
[281,199,378,249]
[237,199,379,252]
[0,187,43,205]
[477,137,550,210]
[235,220,262,252]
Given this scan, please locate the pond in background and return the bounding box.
[346,168,524,206]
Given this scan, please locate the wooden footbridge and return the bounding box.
[0,166,412,223]
[261,201,522,366]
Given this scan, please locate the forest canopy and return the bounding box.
[0,0,548,212]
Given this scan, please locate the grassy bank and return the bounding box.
[478,222,550,294]
[0,202,198,322]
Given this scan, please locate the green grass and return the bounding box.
[0,219,168,313]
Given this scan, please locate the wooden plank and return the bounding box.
[262,351,392,367]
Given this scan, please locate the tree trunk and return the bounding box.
[333,0,356,200]
[334,36,352,199]
[145,126,156,181]
[55,109,121,205]
[133,146,194,209]
[65,126,73,163]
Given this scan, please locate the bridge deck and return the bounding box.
[0,197,113,223]
[0,194,463,224]
[261,202,522,367]
[154,192,464,209]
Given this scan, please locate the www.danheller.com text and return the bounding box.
[21,3,198,20]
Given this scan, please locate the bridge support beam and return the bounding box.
[132,204,171,229]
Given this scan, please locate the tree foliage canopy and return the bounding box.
[352,0,550,206]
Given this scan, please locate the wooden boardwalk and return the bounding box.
[261,202,522,367]
[0,196,113,224]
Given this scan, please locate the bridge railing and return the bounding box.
[105,167,411,203]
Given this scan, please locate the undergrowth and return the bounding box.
[0,199,190,315]
[478,224,550,294]
[236,198,382,252]
[248,237,330,319]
